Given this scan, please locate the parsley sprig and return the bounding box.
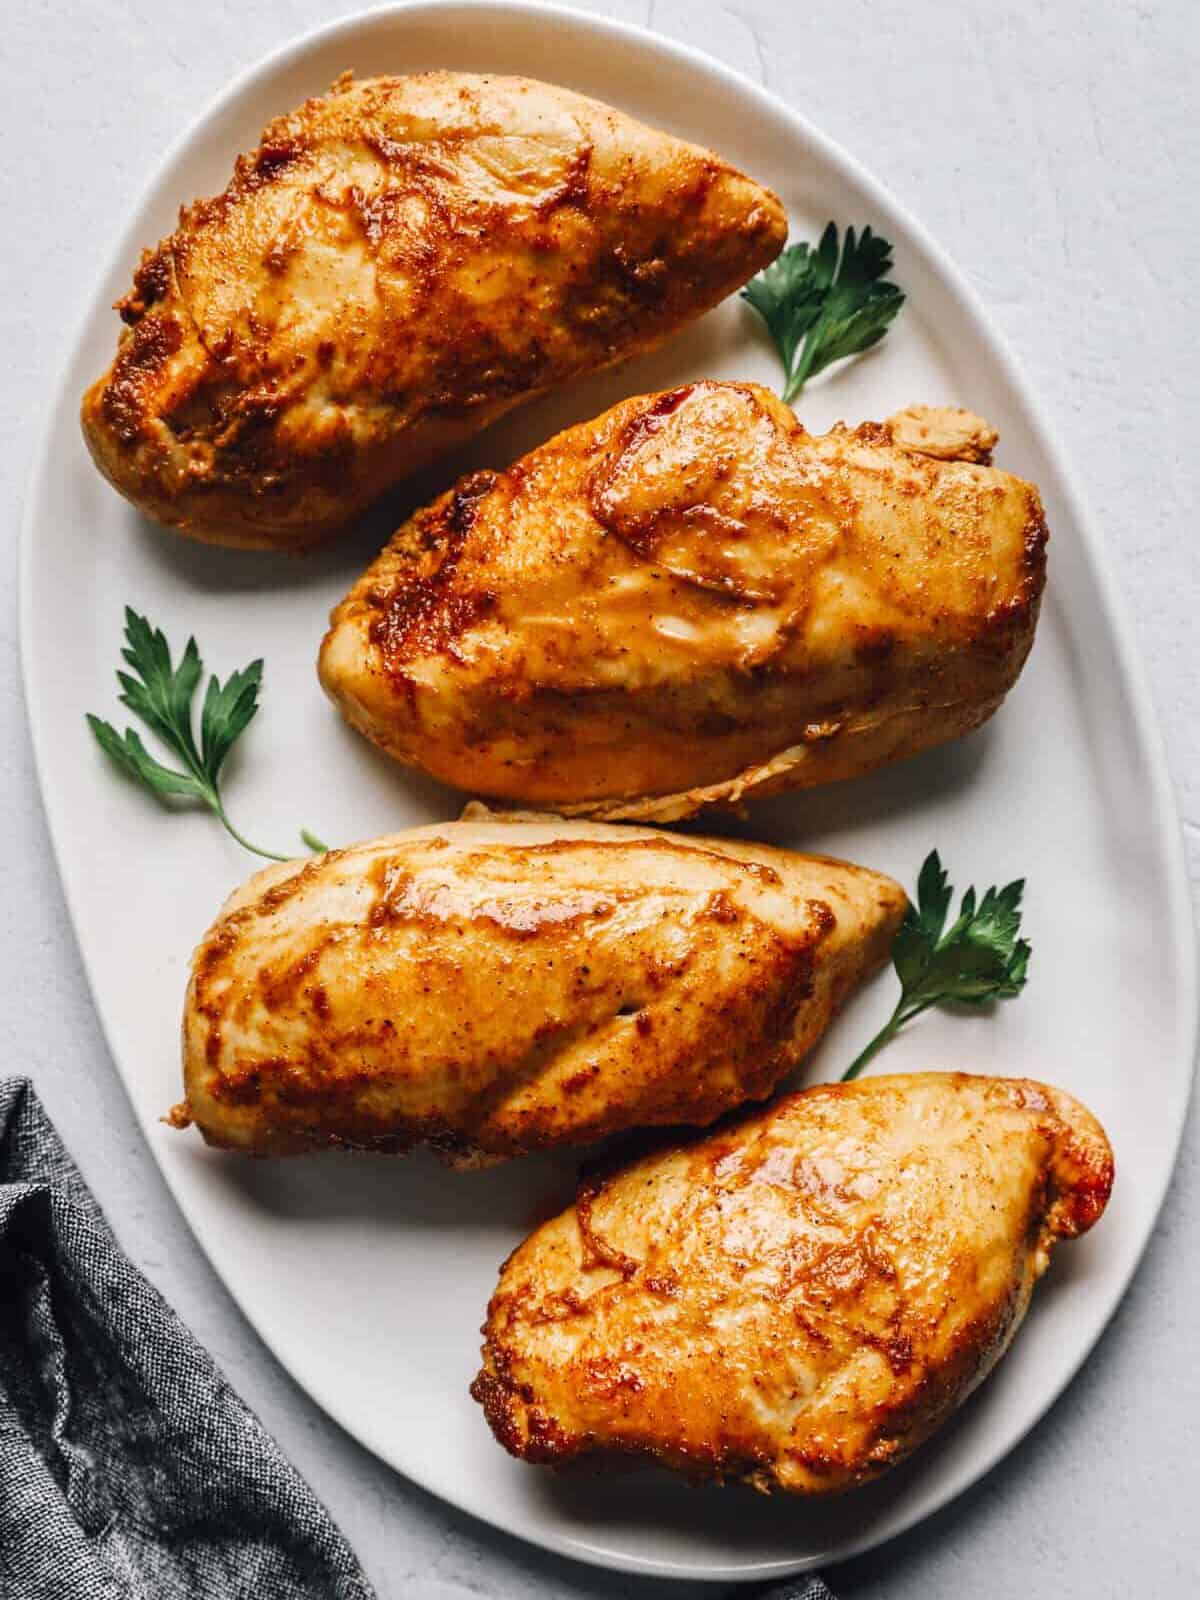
[842,851,1031,1081]
[87,608,326,862]
[743,222,905,405]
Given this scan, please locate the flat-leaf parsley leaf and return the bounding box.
[87,608,325,862]
[842,850,1031,1081]
[742,222,905,404]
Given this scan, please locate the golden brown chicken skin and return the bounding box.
[80,73,785,549]
[319,384,1047,821]
[172,811,904,1161]
[473,1072,1112,1491]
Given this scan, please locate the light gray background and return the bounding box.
[3,1,1197,1594]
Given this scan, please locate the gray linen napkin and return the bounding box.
[759,1581,837,1599]
[0,1077,373,1599]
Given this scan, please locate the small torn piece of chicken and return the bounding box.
[319,384,1047,822]
[887,404,999,462]
[473,1072,1113,1492]
[80,72,786,549]
[174,811,905,1160]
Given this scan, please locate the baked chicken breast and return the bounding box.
[319,383,1047,821]
[172,811,904,1161]
[473,1072,1112,1491]
[81,73,785,549]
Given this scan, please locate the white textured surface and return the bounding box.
[2,1,1197,1594]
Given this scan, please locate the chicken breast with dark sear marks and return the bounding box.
[172,811,905,1161]
[319,384,1047,821]
[81,73,786,549]
[473,1072,1112,1491]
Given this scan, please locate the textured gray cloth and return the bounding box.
[0,1078,374,1600]
[0,1075,837,1599]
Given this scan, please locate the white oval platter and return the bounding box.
[20,1,1197,1582]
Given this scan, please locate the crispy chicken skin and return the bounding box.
[319,385,1047,821]
[80,73,785,549]
[173,811,904,1161]
[473,1072,1113,1491]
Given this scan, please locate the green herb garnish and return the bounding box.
[842,850,1031,1081]
[87,608,322,862]
[742,222,905,405]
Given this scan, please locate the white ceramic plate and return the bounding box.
[21,1,1197,1583]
